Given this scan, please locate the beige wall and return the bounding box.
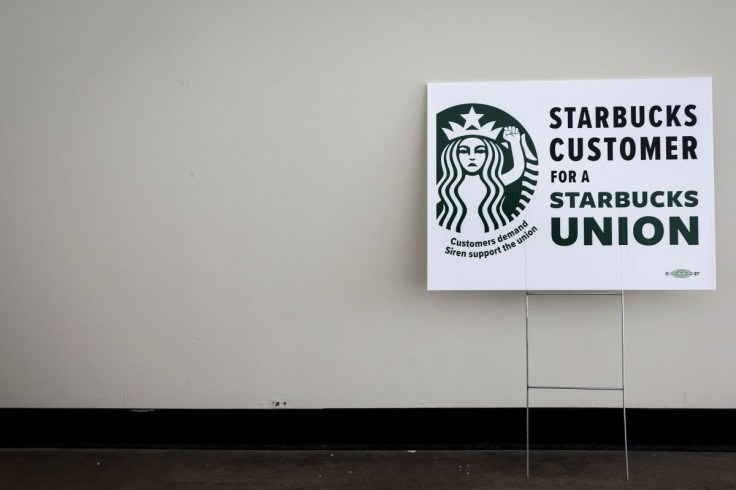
[0,0,734,408]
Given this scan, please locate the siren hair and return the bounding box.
[437,136,509,233]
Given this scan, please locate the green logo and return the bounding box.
[436,104,538,233]
[666,269,695,278]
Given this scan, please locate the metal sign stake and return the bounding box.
[525,290,629,481]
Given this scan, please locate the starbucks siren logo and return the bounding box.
[436,104,538,233]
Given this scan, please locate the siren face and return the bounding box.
[458,137,487,174]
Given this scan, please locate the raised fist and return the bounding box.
[503,126,521,144]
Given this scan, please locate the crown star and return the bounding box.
[442,107,503,141]
[461,107,483,129]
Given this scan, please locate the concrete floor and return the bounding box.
[0,449,734,489]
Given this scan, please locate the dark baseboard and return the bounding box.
[0,408,733,451]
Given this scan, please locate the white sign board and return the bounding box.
[427,77,715,290]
